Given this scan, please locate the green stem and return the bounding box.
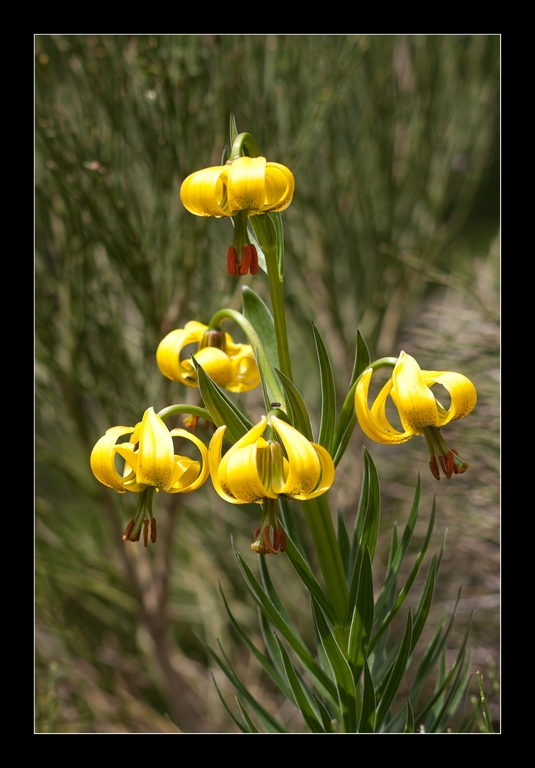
[208,308,286,408]
[264,242,293,382]
[230,132,261,160]
[301,494,348,641]
[157,404,213,423]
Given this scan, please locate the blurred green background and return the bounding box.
[35,35,499,732]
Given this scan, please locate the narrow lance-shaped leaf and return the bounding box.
[242,285,280,371]
[194,358,252,443]
[312,597,357,733]
[275,369,314,441]
[332,331,371,465]
[358,658,376,733]
[274,635,326,733]
[347,546,374,684]
[374,609,413,731]
[312,322,336,455]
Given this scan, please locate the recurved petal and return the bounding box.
[156,323,207,383]
[227,156,266,213]
[263,162,295,212]
[227,348,261,393]
[283,443,335,500]
[270,416,321,496]
[167,428,210,493]
[208,425,244,504]
[223,438,275,502]
[180,166,228,217]
[391,352,438,432]
[137,408,174,488]
[90,426,142,492]
[186,347,234,388]
[355,369,412,444]
[423,370,477,425]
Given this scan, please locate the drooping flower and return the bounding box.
[90,407,209,543]
[209,414,335,553]
[355,351,477,480]
[180,156,295,275]
[156,321,260,393]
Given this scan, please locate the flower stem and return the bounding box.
[157,404,213,423]
[264,241,293,382]
[208,308,285,407]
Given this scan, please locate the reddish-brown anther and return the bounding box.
[227,246,238,276]
[151,518,157,543]
[429,457,440,481]
[143,519,149,547]
[122,519,136,541]
[250,245,259,275]
[273,528,286,553]
[238,245,252,275]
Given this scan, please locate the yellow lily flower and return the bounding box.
[209,414,335,554]
[180,156,295,218]
[180,156,295,276]
[90,407,209,543]
[156,321,260,393]
[355,351,477,480]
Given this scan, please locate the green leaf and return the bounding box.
[199,635,288,733]
[218,584,294,700]
[283,530,340,627]
[242,286,280,371]
[358,658,376,733]
[194,358,252,443]
[332,331,371,466]
[235,697,260,733]
[374,610,413,730]
[235,551,338,701]
[375,475,421,619]
[275,369,314,441]
[337,511,351,581]
[351,448,381,565]
[278,497,309,563]
[313,695,338,733]
[410,555,437,653]
[274,636,326,733]
[312,323,336,455]
[211,674,249,733]
[369,498,436,654]
[347,546,374,684]
[312,598,357,733]
[229,112,239,146]
[405,701,415,733]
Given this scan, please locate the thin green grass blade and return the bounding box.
[312,598,357,733]
[369,499,436,653]
[235,551,338,700]
[283,530,340,627]
[374,610,413,731]
[476,670,495,733]
[235,697,260,733]
[274,635,326,733]
[275,369,314,440]
[358,658,376,733]
[428,648,471,733]
[218,584,294,700]
[347,546,374,684]
[312,323,336,455]
[194,360,252,442]
[211,674,250,733]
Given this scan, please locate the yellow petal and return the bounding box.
[270,416,322,497]
[167,428,209,493]
[227,156,266,213]
[186,347,234,388]
[263,162,295,213]
[180,166,228,217]
[137,408,174,488]
[223,438,276,502]
[90,426,146,493]
[208,425,245,504]
[422,370,477,425]
[391,352,439,432]
[156,322,207,383]
[355,369,413,444]
[227,347,261,392]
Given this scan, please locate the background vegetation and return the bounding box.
[35,34,499,733]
